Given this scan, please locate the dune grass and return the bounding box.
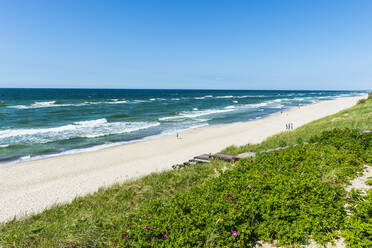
[0,96,371,248]
[223,95,372,155]
[0,160,231,247]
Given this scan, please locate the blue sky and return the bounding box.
[0,0,371,90]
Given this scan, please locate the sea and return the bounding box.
[0,89,366,164]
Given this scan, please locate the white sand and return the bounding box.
[0,95,366,223]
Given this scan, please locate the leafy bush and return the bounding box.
[120,129,371,247]
[366,177,372,186]
[342,190,372,248]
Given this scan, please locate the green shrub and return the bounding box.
[342,190,372,248]
[365,178,372,186]
[120,129,371,247]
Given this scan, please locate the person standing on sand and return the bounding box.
[176,133,179,139]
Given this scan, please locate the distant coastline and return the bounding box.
[0,89,366,165]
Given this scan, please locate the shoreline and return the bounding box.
[0,94,366,222]
[0,95,362,167]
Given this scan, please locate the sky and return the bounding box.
[0,0,371,90]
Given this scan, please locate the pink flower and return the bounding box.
[126,241,129,245]
[146,215,150,218]
[180,218,184,222]
[346,136,349,139]
[229,193,233,197]
[248,185,252,188]
[226,196,230,200]
[281,166,285,169]
[233,201,237,204]
[345,196,351,200]
[163,233,167,238]
[295,163,298,167]
[250,160,254,163]
[145,225,150,230]
[125,234,129,238]
[232,231,238,237]
[294,199,298,203]
[261,171,264,175]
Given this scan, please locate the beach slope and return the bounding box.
[0,95,366,222]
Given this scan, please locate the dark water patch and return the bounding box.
[109,114,130,119]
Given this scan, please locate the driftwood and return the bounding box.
[235,152,256,159]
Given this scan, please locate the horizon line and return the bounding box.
[0,87,368,91]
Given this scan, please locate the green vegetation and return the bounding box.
[365,177,372,186]
[342,189,372,248]
[223,96,372,155]
[118,129,370,247]
[0,97,371,248]
[0,160,231,247]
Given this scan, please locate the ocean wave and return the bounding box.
[269,104,285,109]
[236,95,266,98]
[247,102,269,108]
[107,99,127,104]
[194,95,213,100]
[159,108,234,121]
[216,95,234,98]
[8,99,130,109]
[132,99,149,103]
[9,101,73,109]
[233,100,238,103]
[292,97,305,101]
[0,119,160,144]
[0,144,9,148]
[224,105,236,109]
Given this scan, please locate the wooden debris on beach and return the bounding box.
[264,146,289,153]
[194,154,212,163]
[235,152,256,159]
[172,154,212,169]
[212,153,238,163]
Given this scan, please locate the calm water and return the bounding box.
[0,89,365,164]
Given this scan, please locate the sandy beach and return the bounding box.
[0,95,366,223]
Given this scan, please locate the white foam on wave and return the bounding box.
[107,99,127,104]
[0,118,160,144]
[236,95,265,98]
[216,95,234,99]
[9,101,73,109]
[269,104,285,109]
[159,100,277,122]
[248,102,269,108]
[0,144,9,148]
[194,95,213,100]
[0,122,211,166]
[233,100,238,103]
[159,108,235,121]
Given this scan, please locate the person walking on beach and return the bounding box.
[176,133,179,139]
